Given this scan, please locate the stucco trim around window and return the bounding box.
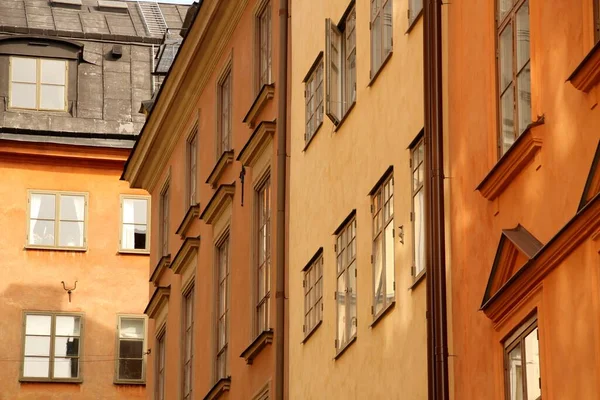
[237,120,276,167]
[243,84,275,129]
[476,116,544,201]
[170,236,200,275]
[176,204,201,239]
[150,255,171,287]
[199,183,235,225]
[206,150,234,189]
[239,329,273,365]
[144,286,170,319]
[202,377,231,400]
[568,39,600,92]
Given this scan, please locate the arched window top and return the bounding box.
[0,36,83,60]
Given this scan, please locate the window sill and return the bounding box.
[301,320,322,344]
[476,116,545,201]
[409,269,426,290]
[240,329,273,365]
[302,122,323,152]
[406,9,424,34]
[368,51,393,87]
[243,83,275,129]
[202,377,231,400]
[113,380,146,386]
[20,377,82,384]
[334,335,357,360]
[24,245,87,252]
[370,300,395,328]
[118,249,150,256]
[333,102,356,133]
[568,38,600,92]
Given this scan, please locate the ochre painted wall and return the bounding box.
[0,146,149,399]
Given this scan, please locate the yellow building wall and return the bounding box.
[289,0,428,398]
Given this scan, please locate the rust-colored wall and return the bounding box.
[447,0,600,398]
[0,145,149,399]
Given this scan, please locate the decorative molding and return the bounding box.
[476,117,545,201]
[578,140,600,211]
[202,377,231,400]
[568,40,600,92]
[176,204,200,238]
[144,286,170,319]
[482,195,600,323]
[200,183,235,225]
[239,329,273,365]
[149,255,171,287]
[206,150,234,188]
[237,120,276,167]
[243,84,275,129]
[170,236,200,275]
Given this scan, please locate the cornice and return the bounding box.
[236,120,276,167]
[242,84,275,129]
[176,204,200,238]
[170,236,200,275]
[476,117,544,201]
[483,195,600,322]
[568,40,600,92]
[149,255,171,287]
[206,150,234,188]
[144,286,170,319]
[202,377,231,400]
[200,183,235,225]
[124,0,249,191]
[239,329,273,365]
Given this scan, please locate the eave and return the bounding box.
[236,120,276,167]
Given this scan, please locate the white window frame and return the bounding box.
[370,0,393,76]
[303,252,323,339]
[9,56,68,111]
[26,190,88,251]
[119,195,151,254]
[114,315,147,384]
[335,216,357,353]
[304,54,324,144]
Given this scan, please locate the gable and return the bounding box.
[481,225,543,309]
[579,140,600,211]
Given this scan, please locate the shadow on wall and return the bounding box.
[0,283,146,400]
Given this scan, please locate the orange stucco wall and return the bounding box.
[447,0,600,398]
[0,144,148,399]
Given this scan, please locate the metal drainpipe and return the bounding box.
[275,0,288,398]
[423,0,449,399]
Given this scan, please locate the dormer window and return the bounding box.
[9,56,68,111]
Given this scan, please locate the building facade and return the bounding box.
[288,0,428,398]
[447,0,600,399]
[0,0,185,398]
[123,0,286,399]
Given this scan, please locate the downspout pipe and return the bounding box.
[275,0,288,398]
[423,0,449,399]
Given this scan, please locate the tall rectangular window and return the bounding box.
[371,173,395,317]
[498,0,531,155]
[120,196,150,252]
[156,332,166,400]
[304,55,324,144]
[370,0,393,76]
[28,191,87,249]
[256,178,271,335]
[187,131,198,207]
[10,57,67,111]
[595,0,600,44]
[218,69,232,156]
[326,4,357,125]
[411,139,425,277]
[408,0,423,26]
[216,236,230,380]
[182,286,194,400]
[116,316,146,383]
[257,1,272,89]
[303,253,323,338]
[335,216,357,352]
[22,313,81,381]
[504,316,541,400]
[160,184,169,257]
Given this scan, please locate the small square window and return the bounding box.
[10,57,68,111]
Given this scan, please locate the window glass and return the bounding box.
[40,59,66,85]
[505,318,541,400]
[409,0,424,23]
[117,316,145,381]
[40,85,65,110]
[12,57,36,82]
[11,83,37,109]
[336,217,356,351]
[122,197,149,251]
[524,328,541,399]
[11,57,66,111]
[29,192,86,248]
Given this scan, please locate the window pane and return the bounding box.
[40,59,66,85]
[499,24,513,92]
[30,220,55,246]
[23,357,50,378]
[120,340,144,358]
[11,57,36,83]
[516,1,530,71]
[384,221,395,301]
[383,0,393,57]
[525,328,541,400]
[508,344,524,400]
[501,84,515,154]
[40,84,65,111]
[123,198,147,224]
[25,336,51,356]
[119,359,143,380]
[371,14,381,72]
[31,193,56,220]
[336,274,346,347]
[498,0,514,20]
[373,234,384,315]
[60,195,85,221]
[414,189,425,275]
[59,221,84,247]
[120,318,144,339]
[55,316,81,336]
[11,82,37,109]
[517,65,531,136]
[53,357,78,378]
[26,315,52,335]
[54,337,79,357]
[410,0,423,21]
[122,224,147,250]
[348,261,357,338]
